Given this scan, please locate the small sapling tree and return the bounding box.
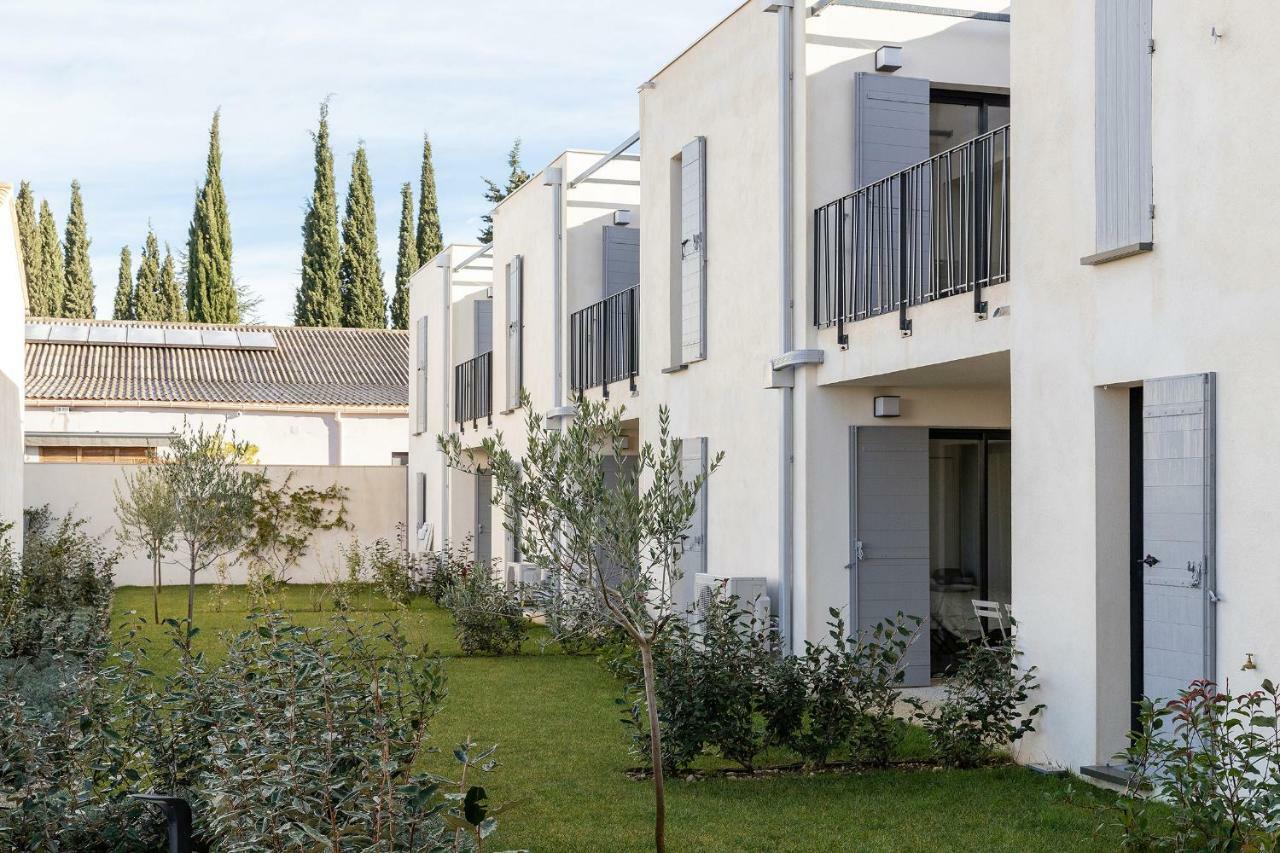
[164,421,261,625]
[442,395,718,853]
[115,462,178,624]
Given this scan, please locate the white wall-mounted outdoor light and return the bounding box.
[875,45,903,72]
[873,395,901,418]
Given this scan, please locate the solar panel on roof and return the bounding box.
[48,325,90,343]
[199,329,240,348]
[126,327,166,345]
[87,326,128,344]
[163,328,202,347]
[236,330,277,350]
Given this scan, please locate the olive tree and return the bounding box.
[114,463,178,624]
[164,422,261,624]
[442,396,718,853]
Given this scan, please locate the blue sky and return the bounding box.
[1,0,737,325]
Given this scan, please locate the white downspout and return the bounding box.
[437,253,452,541]
[765,0,797,650]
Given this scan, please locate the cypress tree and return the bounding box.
[112,245,134,320]
[186,110,237,323]
[37,201,65,317]
[159,246,186,321]
[416,133,442,264]
[62,180,95,318]
[15,183,47,315]
[479,138,530,244]
[133,229,163,321]
[295,102,342,326]
[390,182,417,330]
[339,143,386,328]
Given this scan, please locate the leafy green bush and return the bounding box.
[413,538,474,606]
[443,567,527,656]
[919,625,1042,768]
[632,596,774,772]
[2,606,512,851]
[1110,679,1280,851]
[786,609,921,768]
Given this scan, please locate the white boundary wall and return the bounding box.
[23,463,406,586]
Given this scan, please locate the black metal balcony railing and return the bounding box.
[454,351,492,430]
[813,124,1010,342]
[569,284,639,398]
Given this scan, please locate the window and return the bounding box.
[929,89,1010,155]
[416,471,427,526]
[391,451,408,466]
[37,446,154,464]
[505,257,523,411]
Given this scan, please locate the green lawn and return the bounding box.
[112,586,1124,852]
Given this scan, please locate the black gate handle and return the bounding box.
[1139,554,1160,568]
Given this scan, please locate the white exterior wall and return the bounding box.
[1012,2,1280,770]
[23,406,407,466]
[640,1,1010,629]
[0,184,25,535]
[25,463,406,586]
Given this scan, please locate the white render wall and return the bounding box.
[0,184,25,535]
[23,406,407,467]
[1011,2,1280,771]
[24,463,406,586]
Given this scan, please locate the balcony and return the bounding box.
[454,351,492,430]
[813,125,1010,343]
[569,284,638,398]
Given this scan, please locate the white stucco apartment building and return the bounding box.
[0,184,27,533]
[410,0,1272,778]
[24,317,409,466]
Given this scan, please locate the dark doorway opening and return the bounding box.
[1128,386,1145,737]
[928,428,1011,676]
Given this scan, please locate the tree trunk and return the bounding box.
[186,543,197,625]
[152,551,160,624]
[638,641,666,853]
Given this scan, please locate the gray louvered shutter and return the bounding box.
[1142,374,1215,702]
[680,138,707,363]
[850,426,930,687]
[676,437,708,602]
[853,73,930,187]
[416,471,427,526]
[505,256,523,410]
[1095,0,1153,252]
[603,225,640,298]
[415,316,428,434]
[474,299,493,356]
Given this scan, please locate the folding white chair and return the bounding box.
[971,599,1012,642]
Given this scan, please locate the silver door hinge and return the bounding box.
[1148,38,1156,54]
[1150,203,1156,219]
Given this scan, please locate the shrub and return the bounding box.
[789,609,921,768]
[412,538,474,606]
[919,624,1043,768]
[443,567,527,656]
[635,596,774,772]
[1111,679,1280,851]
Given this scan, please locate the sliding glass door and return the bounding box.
[928,429,1011,676]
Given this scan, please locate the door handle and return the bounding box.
[1139,554,1160,568]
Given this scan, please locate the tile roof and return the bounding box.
[25,318,408,409]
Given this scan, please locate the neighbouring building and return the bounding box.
[24,317,410,466]
[408,148,640,567]
[0,183,27,534]
[410,0,1275,780]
